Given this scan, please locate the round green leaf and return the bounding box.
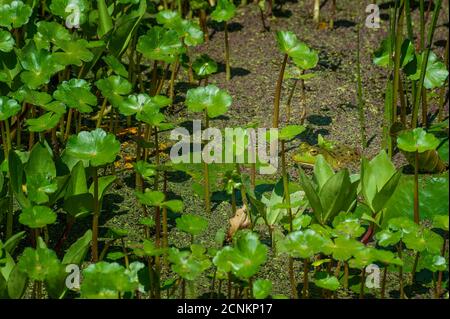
[54,78,97,113]
[397,128,440,153]
[314,272,340,291]
[0,1,32,28]
[192,54,218,78]
[0,96,20,121]
[210,0,236,22]
[279,125,306,141]
[176,214,208,236]
[186,85,232,118]
[0,30,14,53]
[65,128,121,167]
[137,26,185,63]
[253,279,272,299]
[17,247,60,281]
[19,206,57,229]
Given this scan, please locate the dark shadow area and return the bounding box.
[366,134,377,148]
[334,19,356,29]
[434,39,448,48]
[307,114,332,126]
[217,62,251,79]
[174,81,198,97]
[273,8,292,18]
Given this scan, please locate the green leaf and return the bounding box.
[298,168,323,223]
[96,75,132,107]
[49,0,91,26]
[405,51,449,89]
[313,155,334,190]
[403,228,443,254]
[328,237,364,261]
[161,199,184,213]
[432,214,449,231]
[0,30,14,53]
[210,0,236,22]
[102,55,128,78]
[0,96,20,121]
[213,231,267,279]
[89,175,116,202]
[276,31,318,69]
[168,245,211,281]
[192,54,218,78]
[54,78,97,113]
[186,85,232,118]
[26,112,61,132]
[135,189,165,207]
[375,229,402,247]
[65,128,120,167]
[176,214,208,236]
[279,125,306,141]
[253,279,272,299]
[80,262,139,298]
[397,128,440,153]
[97,0,113,38]
[7,264,27,299]
[0,1,32,28]
[137,26,185,63]
[17,247,60,281]
[280,229,331,259]
[34,21,71,50]
[62,230,92,265]
[19,206,57,228]
[18,43,64,89]
[373,36,392,67]
[314,272,340,291]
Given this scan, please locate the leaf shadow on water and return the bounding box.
[334,19,356,29]
[216,62,251,79]
[209,21,244,40]
[273,8,292,18]
[306,114,332,126]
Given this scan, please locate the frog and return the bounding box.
[292,134,360,169]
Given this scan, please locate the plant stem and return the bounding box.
[398,242,405,299]
[329,0,336,29]
[273,54,288,128]
[380,266,388,298]
[289,257,297,298]
[438,37,449,121]
[356,22,366,149]
[392,2,405,123]
[92,167,99,262]
[412,0,443,127]
[344,261,349,290]
[96,98,108,128]
[411,251,420,284]
[224,21,231,81]
[414,150,420,223]
[285,79,298,123]
[359,267,366,299]
[302,258,309,298]
[65,109,73,141]
[169,56,179,100]
[204,112,211,214]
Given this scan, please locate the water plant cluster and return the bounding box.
[0,0,448,299]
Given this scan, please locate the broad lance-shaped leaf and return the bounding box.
[17,43,64,89]
[0,96,20,121]
[137,26,185,63]
[192,54,218,78]
[0,1,32,28]
[49,0,91,26]
[314,272,340,291]
[0,30,14,53]
[186,85,232,118]
[19,206,57,228]
[62,230,92,265]
[53,79,97,113]
[373,37,415,68]
[279,125,306,141]
[176,214,208,236]
[211,0,236,22]
[65,128,120,167]
[102,55,128,78]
